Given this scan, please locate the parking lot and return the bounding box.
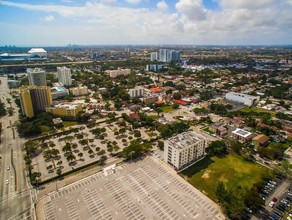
[39,157,224,220]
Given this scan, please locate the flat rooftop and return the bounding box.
[40,158,223,220]
[167,131,206,151]
[49,103,80,110]
[232,128,252,138]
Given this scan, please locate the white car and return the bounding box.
[269,201,274,208]
[6,179,9,185]
[6,165,10,170]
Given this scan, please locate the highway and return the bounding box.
[0,76,32,220]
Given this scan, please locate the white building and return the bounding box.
[159,49,180,63]
[106,69,130,78]
[129,86,145,98]
[164,131,208,171]
[150,52,158,61]
[226,92,260,106]
[57,66,72,86]
[231,128,253,142]
[51,86,69,100]
[28,48,47,58]
[159,49,171,63]
[27,68,47,86]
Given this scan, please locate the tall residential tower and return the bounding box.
[27,68,47,86]
[19,86,52,118]
[57,66,72,86]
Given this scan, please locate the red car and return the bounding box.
[272,197,277,202]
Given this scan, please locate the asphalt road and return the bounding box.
[0,76,32,220]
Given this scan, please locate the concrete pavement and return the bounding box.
[0,76,31,220]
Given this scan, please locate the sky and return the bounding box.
[0,0,292,46]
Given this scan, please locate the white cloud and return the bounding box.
[0,0,292,45]
[43,15,55,22]
[126,0,141,4]
[216,0,277,9]
[100,0,117,5]
[156,1,168,11]
[176,0,206,21]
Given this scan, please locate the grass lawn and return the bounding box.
[147,115,160,120]
[240,107,276,117]
[179,153,270,202]
[202,127,215,134]
[63,121,79,128]
[160,106,174,113]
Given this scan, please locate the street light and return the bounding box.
[129,151,135,163]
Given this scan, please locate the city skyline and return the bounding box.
[1,0,292,46]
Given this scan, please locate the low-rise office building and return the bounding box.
[69,86,88,96]
[51,86,69,100]
[231,128,253,142]
[46,103,82,119]
[106,69,130,78]
[164,131,208,171]
[146,64,164,72]
[226,92,260,106]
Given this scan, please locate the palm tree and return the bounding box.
[62,143,72,153]
[43,150,53,161]
[66,154,76,163]
[57,160,63,167]
[63,136,74,143]
[77,152,83,160]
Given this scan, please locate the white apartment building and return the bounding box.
[69,86,88,96]
[150,52,158,61]
[129,86,145,98]
[164,131,208,171]
[226,92,260,106]
[159,49,171,63]
[106,69,130,78]
[57,66,72,86]
[159,49,180,63]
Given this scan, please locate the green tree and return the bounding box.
[172,102,179,109]
[122,140,151,159]
[157,141,164,150]
[245,184,264,210]
[208,141,227,156]
[173,92,182,100]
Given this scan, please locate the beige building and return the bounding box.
[19,86,52,118]
[69,86,88,96]
[106,69,130,78]
[129,86,145,98]
[46,103,82,118]
[164,131,208,172]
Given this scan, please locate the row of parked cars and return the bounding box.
[260,180,278,201]
[270,186,292,220]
